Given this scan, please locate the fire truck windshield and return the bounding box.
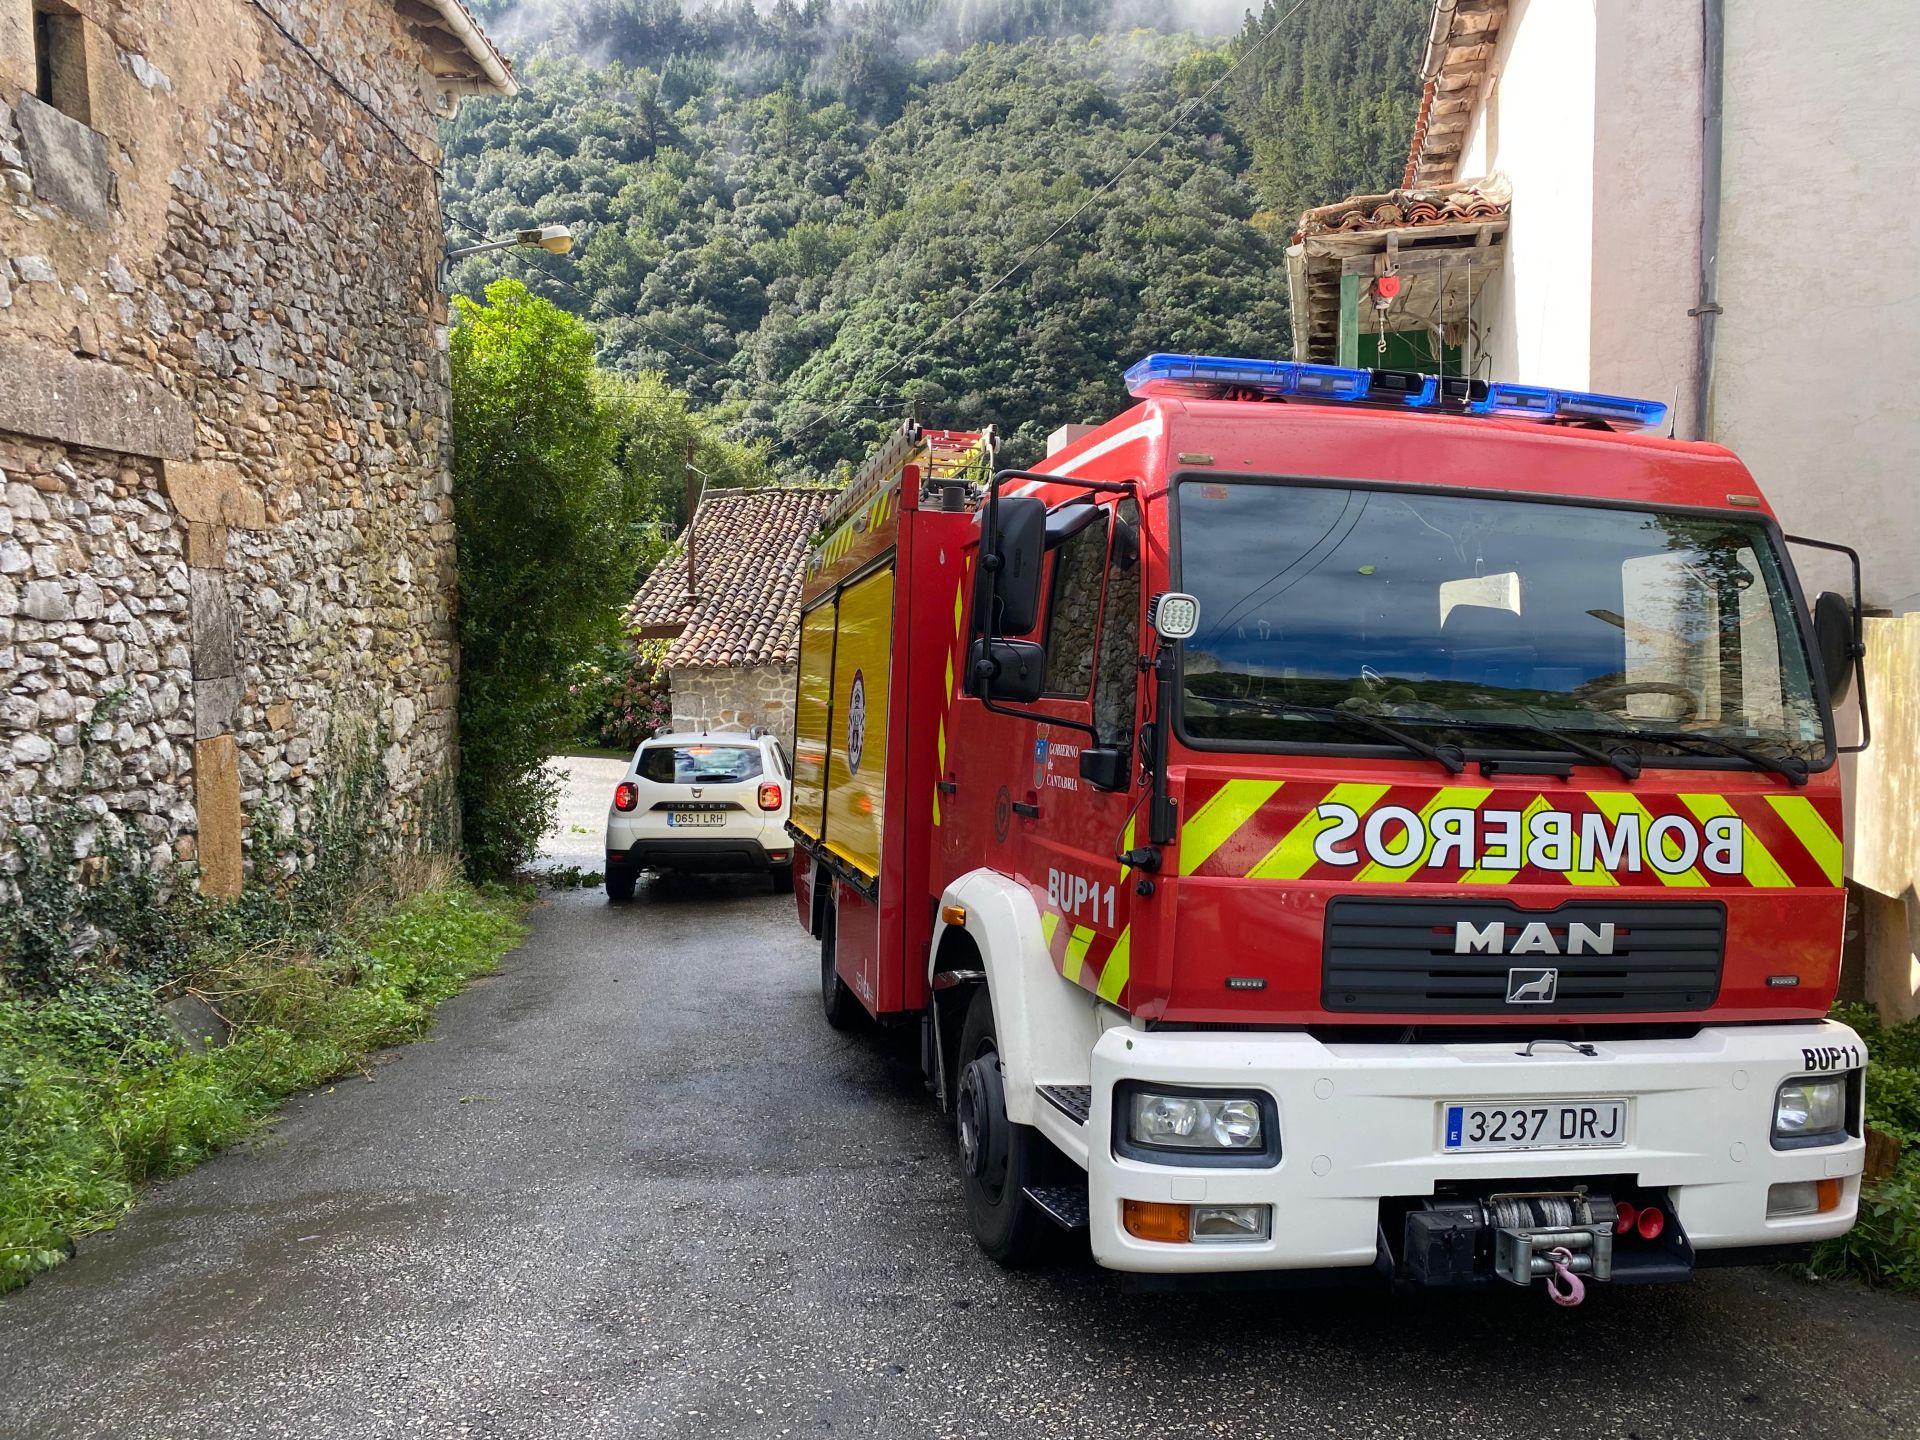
[1175,479,1828,767]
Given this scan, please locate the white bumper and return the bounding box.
[1082,1020,1865,1275]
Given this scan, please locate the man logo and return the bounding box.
[1453,920,1615,956]
[1507,968,1559,1005]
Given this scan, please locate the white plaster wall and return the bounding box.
[1590,0,1703,436]
[1714,1,1920,611]
[1457,0,1597,391]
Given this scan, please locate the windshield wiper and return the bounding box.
[1440,717,1642,781]
[1200,697,1465,775]
[1593,727,1810,787]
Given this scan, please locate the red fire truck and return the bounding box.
[787,354,1870,1297]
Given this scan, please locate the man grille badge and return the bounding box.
[1506,967,1559,1004]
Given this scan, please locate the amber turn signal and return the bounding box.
[940,903,967,927]
[1122,1199,1191,1244]
[1817,1177,1844,1213]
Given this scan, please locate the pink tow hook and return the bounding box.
[1544,1247,1586,1307]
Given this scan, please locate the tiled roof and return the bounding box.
[1295,173,1511,242]
[624,488,835,670]
[1405,0,1509,188]
[397,1,517,97]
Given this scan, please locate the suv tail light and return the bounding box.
[758,782,783,812]
[614,781,638,812]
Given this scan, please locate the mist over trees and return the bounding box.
[443,0,1425,475]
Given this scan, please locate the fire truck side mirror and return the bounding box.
[975,495,1046,635]
[1813,590,1858,706]
[968,637,1047,703]
[1078,745,1130,792]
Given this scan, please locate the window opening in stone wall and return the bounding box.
[32,2,91,124]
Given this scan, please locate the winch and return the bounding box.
[1405,1188,1622,1294]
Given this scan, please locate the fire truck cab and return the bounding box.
[787,355,1870,1295]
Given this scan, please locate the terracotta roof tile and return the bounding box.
[1294,174,1511,243]
[625,487,835,670]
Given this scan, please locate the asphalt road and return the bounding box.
[4,784,1918,1438]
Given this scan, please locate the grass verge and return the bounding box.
[0,882,527,1294]
[1808,1002,1920,1289]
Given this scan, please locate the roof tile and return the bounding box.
[625,487,835,670]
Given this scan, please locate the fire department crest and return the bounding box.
[846,669,868,774]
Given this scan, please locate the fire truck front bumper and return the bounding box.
[1080,1020,1867,1280]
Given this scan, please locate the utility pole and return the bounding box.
[683,442,701,606]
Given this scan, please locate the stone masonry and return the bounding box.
[0,1,512,898]
[668,663,799,751]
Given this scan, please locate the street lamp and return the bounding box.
[446,224,575,262]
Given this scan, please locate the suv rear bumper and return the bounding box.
[1078,1020,1866,1276]
[609,837,787,873]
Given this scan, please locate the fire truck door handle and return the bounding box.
[1011,801,1040,819]
[937,780,958,795]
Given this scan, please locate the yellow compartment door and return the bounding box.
[792,599,837,841]
[824,565,894,879]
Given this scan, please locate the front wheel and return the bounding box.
[955,985,1054,1265]
[819,898,862,1031]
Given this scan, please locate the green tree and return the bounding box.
[450,280,628,878]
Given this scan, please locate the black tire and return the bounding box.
[820,898,862,1030]
[605,866,637,903]
[770,862,795,895]
[954,986,1054,1266]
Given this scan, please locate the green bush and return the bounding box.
[450,281,775,876]
[570,637,672,753]
[1810,1003,1920,1289]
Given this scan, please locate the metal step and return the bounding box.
[1024,1184,1090,1231]
[1037,1084,1092,1126]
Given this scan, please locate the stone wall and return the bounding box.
[669,664,798,751]
[0,0,488,899]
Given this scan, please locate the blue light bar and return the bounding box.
[1125,353,1372,403]
[1471,382,1670,433]
[1123,354,1671,433]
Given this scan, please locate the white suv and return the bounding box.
[603,731,795,900]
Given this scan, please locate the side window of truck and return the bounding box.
[1043,516,1107,696]
[1093,500,1142,745]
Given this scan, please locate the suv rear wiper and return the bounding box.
[1441,718,1642,781]
[1595,727,1809,787]
[1202,697,1465,775]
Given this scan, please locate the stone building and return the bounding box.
[626,488,834,750]
[0,1,513,897]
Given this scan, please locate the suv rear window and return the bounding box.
[637,743,764,785]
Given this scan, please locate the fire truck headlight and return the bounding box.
[1118,1086,1279,1165]
[1772,1076,1849,1146]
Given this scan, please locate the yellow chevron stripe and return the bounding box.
[1460,794,1553,885]
[1247,782,1390,880]
[1767,794,1843,885]
[1587,792,1708,888]
[1097,927,1130,1002]
[1681,793,1792,887]
[1120,816,1136,882]
[1063,924,1096,984]
[1356,786,1494,883]
[1179,779,1284,875]
[1040,911,1060,947]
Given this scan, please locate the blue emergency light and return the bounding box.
[1123,353,1670,434]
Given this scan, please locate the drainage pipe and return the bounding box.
[1690,0,1725,441]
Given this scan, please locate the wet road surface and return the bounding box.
[3,875,1918,1437]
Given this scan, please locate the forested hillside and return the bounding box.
[444,0,1425,475]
